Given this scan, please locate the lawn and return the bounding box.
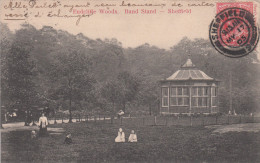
[1,120,260,162]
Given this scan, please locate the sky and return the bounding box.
[1,0,259,58]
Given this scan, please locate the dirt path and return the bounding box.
[1,120,70,133]
[1,116,126,132]
[206,123,260,133]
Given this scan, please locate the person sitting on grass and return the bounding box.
[115,128,125,142]
[64,134,72,144]
[31,130,37,139]
[128,130,137,142]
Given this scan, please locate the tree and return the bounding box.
[89,38,126,82]
[101,80,120,113]
[101,72,140,113]
[1,26,38,125]
[138,79,159,115]
[0,23,14,128]
[49,47,95,122]
[117,72,140,112]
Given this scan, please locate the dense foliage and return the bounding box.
[1,22,259,122]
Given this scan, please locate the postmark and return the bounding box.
[209,7,259,58]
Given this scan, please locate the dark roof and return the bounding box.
[166,59,214,81]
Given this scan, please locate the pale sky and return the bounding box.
[1,0,260,57]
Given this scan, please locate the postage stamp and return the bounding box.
[216,2,254,14]
[209,2,259,58]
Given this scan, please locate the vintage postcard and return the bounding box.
[1,0,260,162]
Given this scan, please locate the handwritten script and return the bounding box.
[2,0,215,25]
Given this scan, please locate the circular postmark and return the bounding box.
[209,7,259,58]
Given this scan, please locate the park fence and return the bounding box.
[47,113,260,127]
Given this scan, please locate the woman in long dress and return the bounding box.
[115,128,125,142]
[38,113,48,137]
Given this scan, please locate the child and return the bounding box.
[64,134,72,144]
[31,130,37,139]
[115,128,125,142]
[128,130,137,142]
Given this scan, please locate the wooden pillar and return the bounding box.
[190,115,192,126]
[177,115,179,125]
[168,87,170,113]
[158,100,160,116]
[216,87,219,113]
[209,86,212,114]
[229,72,233,113]
[189,86,192,114]
[160,87,162,115]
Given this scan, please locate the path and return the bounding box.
[1,117,119,132]
[207,123,260,133]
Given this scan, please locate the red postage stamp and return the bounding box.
[216,2,254,14]
[209,2,259,58]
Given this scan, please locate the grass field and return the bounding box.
[1,120,260,162]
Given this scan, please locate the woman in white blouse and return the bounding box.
[38,113,48,136]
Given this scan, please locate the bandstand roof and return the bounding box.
[166,59,214,81]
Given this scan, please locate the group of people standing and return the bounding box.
[115,128,137,142]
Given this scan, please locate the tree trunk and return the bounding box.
[32,117,37,126]
[32,109,36,126]
[112,102,114,113]
[123,102,126,112]
[149,103,152,116]
[54,115,57,124]
[68,78,73,123]
[24,108,29,126]
[69,98,72,123]
[1,120,3,129]
[54,107,57,124]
